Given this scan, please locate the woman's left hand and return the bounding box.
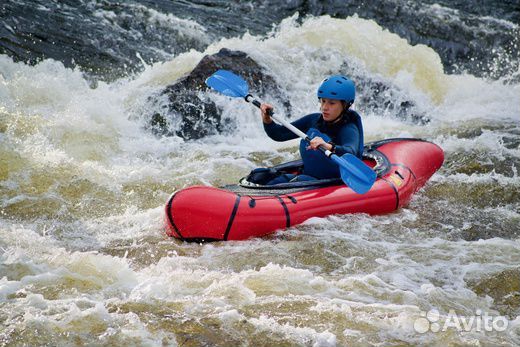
[307,136,332,151]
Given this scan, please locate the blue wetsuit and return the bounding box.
[263,111,364,180]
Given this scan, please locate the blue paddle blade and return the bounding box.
[205,69,249,98]
[330,153,377,194]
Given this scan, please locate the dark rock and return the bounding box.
[356,80,430,125]
[299,0,519,79]
[2,1,517,82]
[339,61,429,124]
[148,48,291,140]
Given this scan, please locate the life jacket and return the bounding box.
[299,110,364,179]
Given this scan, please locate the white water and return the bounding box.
[1,14,519,346]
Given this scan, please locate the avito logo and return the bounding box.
[414,309,509,333]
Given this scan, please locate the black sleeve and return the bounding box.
[263,113,319,142]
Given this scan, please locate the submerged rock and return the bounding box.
[147,48,291,140]
[467,268,520,318]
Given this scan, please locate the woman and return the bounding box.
[259,75,364,184]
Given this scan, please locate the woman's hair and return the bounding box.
[342,101,352,110]
[341,106,357,124]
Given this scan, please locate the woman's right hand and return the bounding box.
[260,103,274,124]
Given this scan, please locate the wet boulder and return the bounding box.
[339,61,429,124]
[147,48,291,140]
[356,80,430,125]
[467,268,520,318]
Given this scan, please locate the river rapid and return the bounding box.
[1,1,520,346]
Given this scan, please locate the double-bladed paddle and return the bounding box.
[205,69,376,194]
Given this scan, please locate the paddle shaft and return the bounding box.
[246,95,334,157]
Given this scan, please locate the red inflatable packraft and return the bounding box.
[165,138,444,241]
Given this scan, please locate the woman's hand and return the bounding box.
[260,103,273,124]
[307,136,333,151]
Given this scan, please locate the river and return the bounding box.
[1,1,519,346]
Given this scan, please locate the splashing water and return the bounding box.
[1,13,519,346]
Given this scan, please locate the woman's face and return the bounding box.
[320,98,344,122]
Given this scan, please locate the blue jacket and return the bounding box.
[263,111,364,179]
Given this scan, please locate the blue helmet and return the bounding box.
[317,75,355,103]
